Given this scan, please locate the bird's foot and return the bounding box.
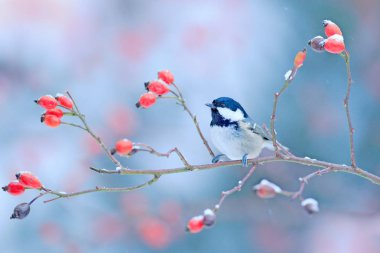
[242,154,249,167]
[212,154,225,164]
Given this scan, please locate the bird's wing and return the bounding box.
[241,118,272,141]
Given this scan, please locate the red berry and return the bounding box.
[55,94,73,110]
[2,181,25,196]
[323,20,342,37]
[186,215,204,234]
[253,179,282,199]
[137,92,157,109]
[157,70,174,85]
[42,114,61,128]
[323,34,345,54]
[16,171,42,189]
[114,139,133,156]
[293,49,306,68]
[44,108,64,119]
[147,80,170,95]
[35,95,58,110]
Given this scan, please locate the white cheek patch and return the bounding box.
[217,108,244,121]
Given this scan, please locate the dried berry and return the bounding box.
[308,36,325,53]
[10,203,31,219]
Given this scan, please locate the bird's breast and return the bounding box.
[210,125,264,160]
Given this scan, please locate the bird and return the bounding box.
[206,97,275,166]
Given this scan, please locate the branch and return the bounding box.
[65,92,123,168]
[132,143,192,168]
[171,83,215,158]
[42,175,160,203]
[341,50,357,168]
[281,167,332,199]
[214,164,257,212]
[89,155,380,185]
[270,67,299,157]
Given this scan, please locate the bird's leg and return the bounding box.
[212,154,226,164]
[242,154,249,167]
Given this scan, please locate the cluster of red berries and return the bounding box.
[136,70,175,109]
[2,171,42,195]
[35,94,73,128]
[111,138,134,156]
[186,209,216,234]
[309,20,345,54]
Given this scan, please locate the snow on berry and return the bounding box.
[186,215,205,234]
[322,34,345,54]
[323,20,343,37]
[147,80,170,95]
[55,93,73,110]
[253,179,282,199]
[113,139,134,156]
[35,95,58,110]
[16,171,42,189]
[157,70,174,85]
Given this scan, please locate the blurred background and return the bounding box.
[1,0,380,252]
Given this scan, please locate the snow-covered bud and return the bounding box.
[301,198,319,214]
[253,179,282,199]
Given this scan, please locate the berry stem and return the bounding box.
[213,164,257,212]
[65,91,123,168]
[43,175,160,203]
[340,50,357,168]
[132,143,192,169]
[171,83,215,158]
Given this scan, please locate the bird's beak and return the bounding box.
[205,103,216,109]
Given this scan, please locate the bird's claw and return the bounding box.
[242,154,249,167]
[212,154,225,164]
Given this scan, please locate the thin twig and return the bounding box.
[214,164,257,212]
[270,66,298,157]
[43,175,160,203]
[172,83,215,158]
[281,167,332,199]
[132,143,192,168]
[341,50,357,168]
[65,91,122,168]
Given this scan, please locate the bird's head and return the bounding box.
[206,97,248,126]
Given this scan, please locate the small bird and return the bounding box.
[206,97,274,166]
